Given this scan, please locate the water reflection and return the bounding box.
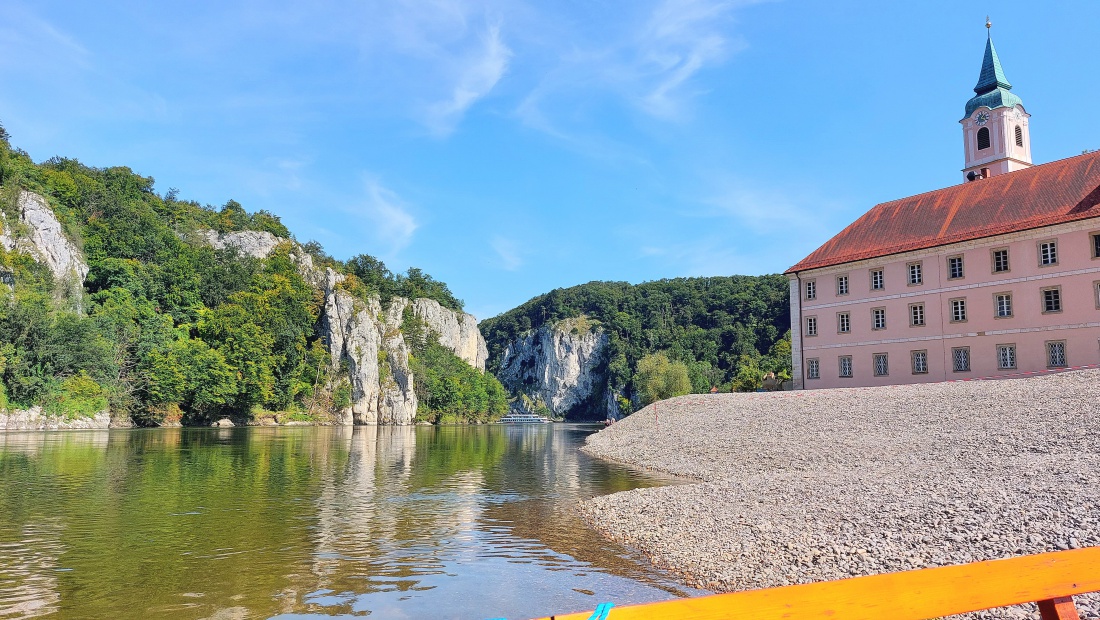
[0,426,699,619]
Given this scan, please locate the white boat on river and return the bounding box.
[498,412,552,424]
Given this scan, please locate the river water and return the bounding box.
[0,424,700,619]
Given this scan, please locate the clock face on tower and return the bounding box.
[975,112,989,126]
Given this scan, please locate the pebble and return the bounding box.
[579,370,1100,619]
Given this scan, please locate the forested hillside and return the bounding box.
[0,125,503,426]
[480,276,792,416]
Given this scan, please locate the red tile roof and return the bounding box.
[786,151,1100,273]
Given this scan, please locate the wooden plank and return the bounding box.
[533,547,1100,620]
[1038,596,1080,620]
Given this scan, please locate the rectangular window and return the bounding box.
[1042,287,1062,313]
[870,269,884,291]
[871,307,886,330]
[909,303,925,326]
[836,275,849,296]
[837,312,851,334]
[994,293,1013,318]
[947,255,964,280]
[992,248,1010,273]
[839,356,853,378]
[911,350,928,374]
[950,298,967,323]
[1093,233,1100,259]
[907,262,923,285]
[1095,281,1100,309]
[997,344,1017,370]
[805,280,817,300]
[1039,240,1058,266]
[952,347,971,372]
[805,316,818,337]
[1047,340,1067,368]
[873,353,888,377]
[806,358,820,380]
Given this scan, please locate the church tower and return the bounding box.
[961,21,1032,181]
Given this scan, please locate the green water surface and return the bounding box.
[0,425,698,619]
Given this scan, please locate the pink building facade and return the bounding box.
[786,31,1100,389]
[788,217,1100,389]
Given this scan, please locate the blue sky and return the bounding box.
[1,1,1099,320]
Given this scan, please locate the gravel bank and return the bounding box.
[579,370,1100,619]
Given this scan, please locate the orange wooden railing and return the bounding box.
[533,547,1100,620]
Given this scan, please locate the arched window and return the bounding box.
[977,127,991,150]
[1015,125,1023,147]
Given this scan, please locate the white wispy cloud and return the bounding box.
[490,235,523,270]
[424,22,511,135]
[632,0,749,118]
[356,179,419,255]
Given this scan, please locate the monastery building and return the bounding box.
[786,27,1100,389]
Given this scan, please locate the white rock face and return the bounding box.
[201,229,282,259]
[497,319,608,418]
[409,299,488,370]
[318,273,492,425]
[0,191,89,298]
[0,407,111,431]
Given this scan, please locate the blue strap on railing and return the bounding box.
[587,602,614,620]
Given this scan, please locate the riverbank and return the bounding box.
[579,370,1100,619]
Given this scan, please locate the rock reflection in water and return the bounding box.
[0,425,699,619]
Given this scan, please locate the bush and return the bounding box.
[634,352,691,406]
[42,372,108,420]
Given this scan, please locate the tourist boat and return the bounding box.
[497,413,552,424]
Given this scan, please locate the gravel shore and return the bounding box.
[579,370,1100,619]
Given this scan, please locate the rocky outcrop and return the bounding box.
[0,407,111,431]
[201,229,282,259]
[496,318,608,420]
[400,298,487,370]
[0,191,88,304]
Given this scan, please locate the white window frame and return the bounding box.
[836,275,850,296]
[870,268,884,291]
[837,312,851,334]
[1041,286,1062,314]
[911,350,928,374]
[947,255,964,280]
[1046,340,1067,368]
[909,303,925,327]
[952,347,971,372]
[871,307,886,330]
[1038,239,1058,267]
[950,297,967,323]
[838,356,853,378]
[1092,232,1100,260]
[805,316,818,337]
[994,292,1013,319]
[907,261,923,286]
[991,248,1010,273]
[997,344,1017,370]
[805,280,817,300]
[873,353,889,377]
[806,358,820,380]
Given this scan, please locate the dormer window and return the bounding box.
[977,127,991,150]
[1014,125,1023,147]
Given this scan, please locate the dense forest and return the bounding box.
[480,276,792,414]
[0,124,503,425]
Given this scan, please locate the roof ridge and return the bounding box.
[872,150,1100,209]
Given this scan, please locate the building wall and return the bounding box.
[961,104,1032,180]
[790,217,1100,389]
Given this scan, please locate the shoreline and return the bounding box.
[577,370,1100,619]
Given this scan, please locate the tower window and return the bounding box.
[1014,125,1023,147]
[977,127,991,150]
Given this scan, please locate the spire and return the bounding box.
[973,20,1012,95]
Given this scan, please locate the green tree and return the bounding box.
[634,352,691,406]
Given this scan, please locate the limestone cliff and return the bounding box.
[201,229,282,259]
[0,406,111,431]
[1,190,88,305]
[193,232,491,425]
[496,318,609,420]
